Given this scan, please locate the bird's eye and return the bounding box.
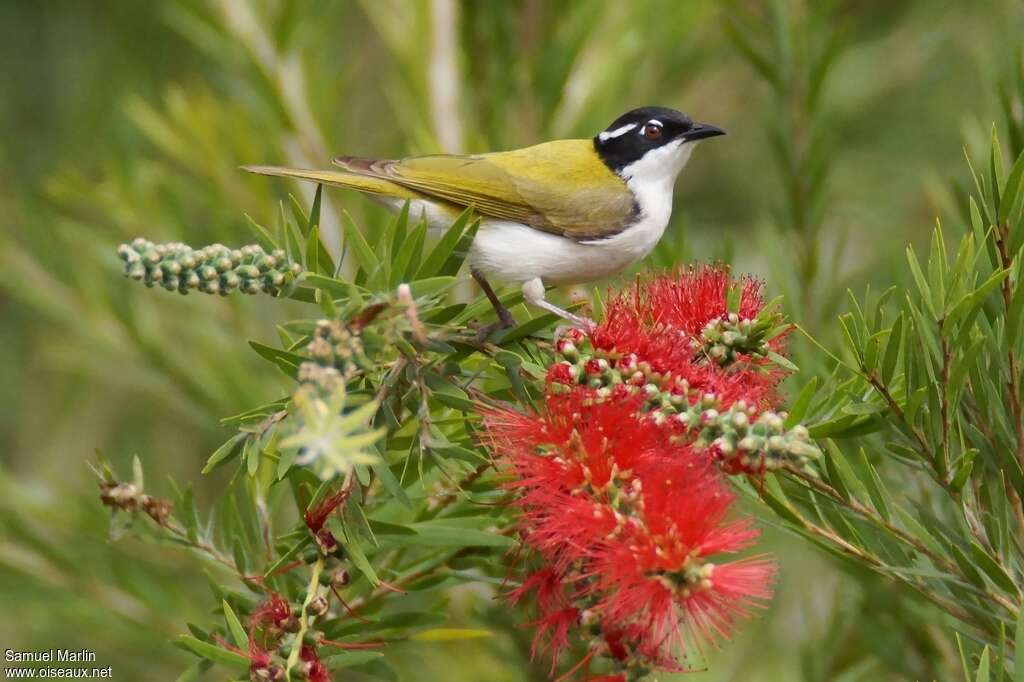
[642,123,663,140]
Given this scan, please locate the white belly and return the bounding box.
[468,211,669,285]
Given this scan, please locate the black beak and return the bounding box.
[683,122,726,142]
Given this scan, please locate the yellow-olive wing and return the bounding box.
[334,139,635,240]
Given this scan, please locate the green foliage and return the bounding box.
[762,136,1024,679]
[4,2,1024,681]
[97,200,574,679]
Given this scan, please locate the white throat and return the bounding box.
[619,139,694,225]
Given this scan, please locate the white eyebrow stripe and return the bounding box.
[598,123,638,142]
[648,119,662,126]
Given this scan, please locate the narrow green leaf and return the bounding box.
[263,537,312,579]
[336,519,379,585]
[976,645,990,682]
[244,214,278,251]
[341,210,380,278]
[322,651,385,669]
[132,455,145,489]
[306,184,323,237]
[858,449,890,520]
[381,522,514,549]
[881,313,903,382]
[248,341,303,378]
[182,484,199,543]
[175,636,248,669]
[1014,607,1024,682]
[906,246,936,319]
[1001,150,1024,223]
[439,220,479,276]
[395,219,427,283]
[408,276,457,298]
[416,210,471,280]
[221,600,247,649]
[969,541,1018,593]
[784,377,817,427]
[893,504,945,557]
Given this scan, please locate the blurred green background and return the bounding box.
[2,1,1023,679]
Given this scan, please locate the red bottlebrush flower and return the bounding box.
[250,591,295,633]
[304,485,351,554]
[587,266,783,410]
[214,634,280,680]
[483,388,775,677]
[602,265,764,339]
[299,645,331,682]
[547,361,576,385]
[476,266,806,678]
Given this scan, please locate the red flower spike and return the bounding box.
[483,385,776,676]
[299,645,330,682]
[250,591,294,631]
[304,485,351,554]
[304,486,350,533]
[587,266,784,410]
[480,266,791,679]
[547,362,576,385]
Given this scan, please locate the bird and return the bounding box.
[243,106,724,336]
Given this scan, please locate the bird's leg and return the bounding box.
[521,278,594,330]
[472,269,516,340]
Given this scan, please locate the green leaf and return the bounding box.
[881,313,903,382]
[496,310,571,344]
[341,210,381,278]
[394,219,427,283]
[1002,149,1024,223]
[949,450,977,493]
[263,537,312,579]
[760,475,804,526]
[766,350,798,372]
[784,378,817,428]
[245,214,278,251]
[1014,608,1024,682]
[906,246,937,319]
[858,449,890,520]
[411,628,492,641]
[380,522,515,549]
[969,541,1018,593]
[976,645,990,682]
[416,209,472,279]
[408,276,457,299]
[306,184,323,237]
[367,519,419,536]
[304,274,367,302]
[372,460,410,508]
[175,636,248,670]
[221,600,247,649]
[440,220,479,276]
[132,454,144,489]
[335,519,379,585]
[202,433,248,474]
[892,504,945,557]
[248,341,303,378]
[824,441,871,502]
[322,651,385,669]
[950,542,987,588]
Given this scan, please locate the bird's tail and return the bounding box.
[240,165,422,200]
